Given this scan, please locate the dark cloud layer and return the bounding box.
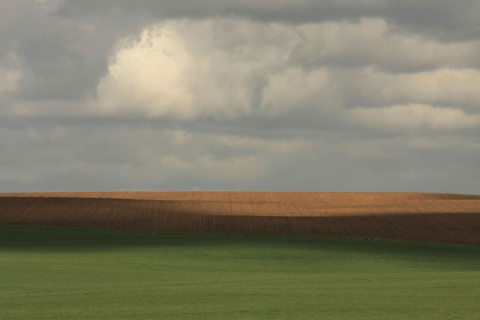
[59,0,480,41]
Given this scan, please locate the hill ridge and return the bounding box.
[1,192,479,244]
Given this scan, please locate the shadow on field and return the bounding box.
[1,196,480,244]
[2,224,480,273]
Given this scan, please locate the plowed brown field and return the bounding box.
[1,192,480,244]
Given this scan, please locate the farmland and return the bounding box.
[1,192,480,244]
[1,192,480,319]
[1,225,480,319]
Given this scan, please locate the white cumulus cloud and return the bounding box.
[95,19,296,120]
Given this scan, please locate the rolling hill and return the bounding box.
[1,192,480,244]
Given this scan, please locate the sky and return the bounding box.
[1,0,479,193]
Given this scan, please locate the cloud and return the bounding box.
[1,1,480,194]
[33,0,62,12]
[95,19,296,120]
[0,123,312,191]
[0,64,20,96]
[290,18,480,71]
[350,67,480,109]
[58,0,480,42]
[260,67,336,115]
[96,23,196,119]
[94,17,480,122]
[350,104,480,132]
[0,0,144,102]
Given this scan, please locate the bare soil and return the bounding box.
[1,192,479,244]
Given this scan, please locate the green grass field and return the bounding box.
[1,225,480,319]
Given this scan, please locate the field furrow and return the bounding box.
[1,192,479,244]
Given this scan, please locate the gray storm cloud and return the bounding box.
[0,0,479,193]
